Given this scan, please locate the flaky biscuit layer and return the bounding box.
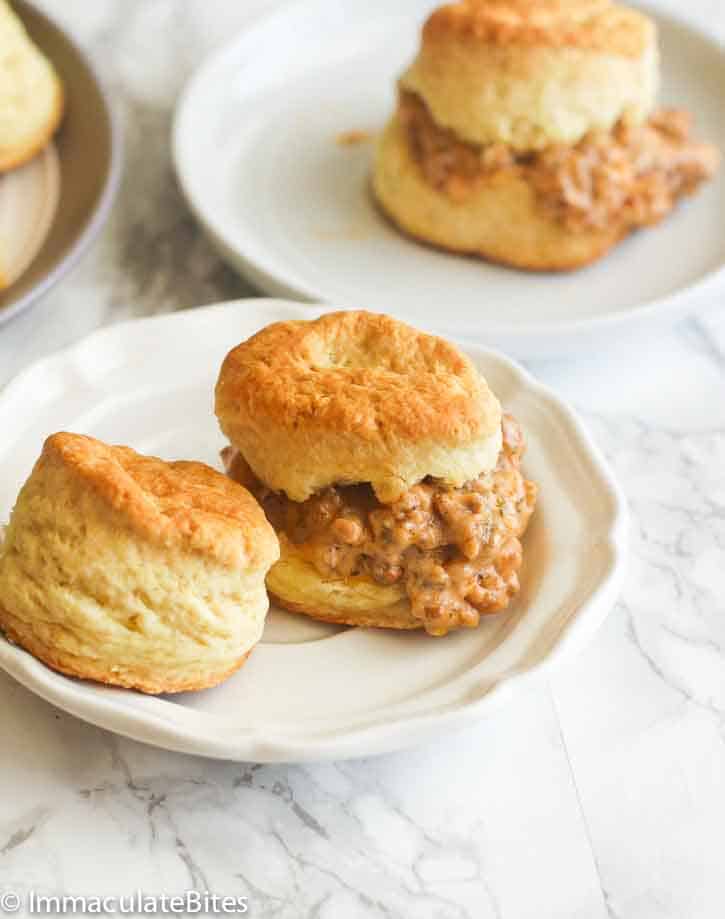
[402,0,658,151]
[216,311,502,503]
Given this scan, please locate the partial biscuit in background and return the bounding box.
[0,0,64,172]
[0,433,279,694]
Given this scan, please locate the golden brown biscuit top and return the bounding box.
[216,311,501,447]
[423,0,652,57]
[39,433,279,571]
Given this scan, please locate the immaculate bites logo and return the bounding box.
[0,890,249,915]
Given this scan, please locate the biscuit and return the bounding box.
[0,433,279,694]
[402,0,658,152]
[216,311,502,504]
[0,0,64,172]
[374,0,718,274]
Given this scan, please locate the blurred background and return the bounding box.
[3,0,722,384]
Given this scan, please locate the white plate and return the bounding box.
[0,145,60,289]
[0,299,628,762]
[173,0,725,359]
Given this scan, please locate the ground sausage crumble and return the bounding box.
[399,89,720,234]
[223,415,537,636]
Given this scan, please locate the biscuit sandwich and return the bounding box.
[372,0,720,271]
[0,0,64,173]
[0,433,279,693]
[216,311,537,637]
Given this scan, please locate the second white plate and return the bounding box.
[174,0,725,358]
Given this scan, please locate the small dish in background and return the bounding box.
[0,0,122,326]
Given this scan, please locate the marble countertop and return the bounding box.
[1,1,725,917]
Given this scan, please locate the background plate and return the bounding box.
[0,0,121,325]
[174,0,725,358]
[0,144,59,288]
[0,299,628,762]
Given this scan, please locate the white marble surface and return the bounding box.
[1,1,725,916]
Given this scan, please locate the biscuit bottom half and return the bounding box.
[224,414,537,637]
[372,90,720,271]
